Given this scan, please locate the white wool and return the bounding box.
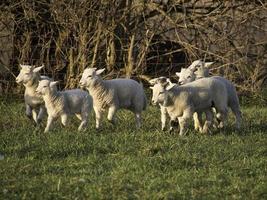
[36,79,93,132]
[176,62,242,129]
[79,68,147,129]
[88,79,114,112]
[151,77,228,135]
[16,64,50,124]
[149,77,175,131]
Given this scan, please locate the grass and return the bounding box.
[0,97,266,199]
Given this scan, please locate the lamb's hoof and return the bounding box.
[194,126,202,132]
[26,115,33,120]
[200,129,208,134]
[213,124,218,129]
[162,127,167,131]
[179,129,189,136]
[201,128,212,135]
[168,127,174,134]
[218,123,224,129]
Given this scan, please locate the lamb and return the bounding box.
[36,80,93,133]
[79,68,147,129]
[149,77,178,131]
[150,77,228,135]
[176,60,242,129]
[150,78,202,132]
[16,64,51,124]
[176,60,214,85]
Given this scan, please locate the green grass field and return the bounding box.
[0,97,266,199]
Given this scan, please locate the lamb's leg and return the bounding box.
[107,106,117,125]
[178,109,193,136]
[216,108,228,129]
[169,116,178,133]
[78,112,88,131]
[212,107,219,129]
[231,106,242,129]
[61,114,68,127]
[78,120,87,131]
[213,99,228,129]
[135,113,142,129]
[25,104,32,119]
[32,108,38,124]
[94,107,102,129]
[178,117,186,136]
[36,105,46,124]
[160,106,167,131]
[44,116,54,133]
[193,112,203,132]
[201,110,213,134]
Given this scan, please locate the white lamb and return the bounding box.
[36,80,93,133]
[176,60,214,85]
[79,68,147,129]
[176,60,242,129]
[150,78,202,132]
[150,77,228,135]
[16,64,50,124]
[149,77,178,131]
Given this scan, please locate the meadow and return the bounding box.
[0,96,266,199]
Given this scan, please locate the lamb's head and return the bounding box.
[36,80,58,96]
[16,64,44,85]
[79,68,105,88]
[194,66,209,79]
[176,68,195,85]
[187,59,203,71]
[194,62,213,79]
[149,77,175,105]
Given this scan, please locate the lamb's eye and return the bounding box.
[25,73,30,75]
[159,91,164,94]
[188,75,191,78]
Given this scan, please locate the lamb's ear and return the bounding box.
[49,81,59,88]
[96,68,105,75]
[160,80,169,89]
[175,72,180,77]
[188,60,201,69]
[149,86,154,90]
[19,64,23,69]
[166,78,172,84]
[190,67,198,72]
[188,64,199,72]
[29,65,35,71]
[33,65,44,73]
[204,62,214,68]
[90,67,97,71]
[149,78,159,85]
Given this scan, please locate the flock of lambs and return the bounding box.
[15,60,242,135]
